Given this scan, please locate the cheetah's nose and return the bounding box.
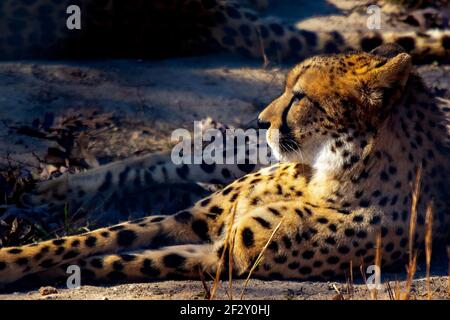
[257,118,271,130]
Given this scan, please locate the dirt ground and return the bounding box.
[0,0,449,300]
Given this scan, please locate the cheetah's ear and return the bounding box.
[370,43,405,59]
[358,53,412,112]
[369,52,412,89]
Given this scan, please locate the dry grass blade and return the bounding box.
[402,253,418,300]
[398,166,421,300]
[332,284,345,300]
[349,260,354,299]
[359,259,373,299]
[424,202,433,300]
[394,280,401,300]
[370,231,382,300]
[385,282,395,300]
[210,201,238,300]
[239,218,284,300]
[198,266,211,300]
[408,166,421,267]
[228,225,236,300]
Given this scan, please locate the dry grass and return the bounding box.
[370,231,383,300]
[203,166,446,301]
[210,201,238,300]
[239,218,284,300]
[424,203,433,300]
[396,167,422,300]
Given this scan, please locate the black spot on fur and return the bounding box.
[345,228,355,237]
[209,206,223,215]
[163,253,186,268]
[141,259,161,277]
[241,228,255,248]
[7,248,22,254]
[98,171,113,192]
[151,217,165,223]
[107,271,126,281]
[117,229,137,247]
[118,167,130,187]
[338,246,350,254]
[63,251,79,260]
[442,36,450,50]
[269,23,284,36]
[252,217,271,229]
[225,6,241,19]
[52,239,66,246]
[200,162,216,173]
[289,37,302,52]
[327,256,340,264]
[268,207,281,216]
[299,30,317,46]
[120,254,136,262]
[395,37,415,52]
[274,255,287,264]
[356,230,367,238]
[16,257,28,266]
[175,211,193,224]
[360,36,383,52]
[71,240,80,247]
[268,241,278,252]
[200,198,211,207]
[299,266,312,275]
[85,236,97,247]
[176,164,189,180]
[302,250,314,259]
[221,168,231,179]
[282,236,292,249]
[90,258,103,269]
[317,217,328,224]
[192,219,210,241]
[39,259,56,268]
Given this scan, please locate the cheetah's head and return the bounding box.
[258,45,412,170]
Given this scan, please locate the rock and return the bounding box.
[39,286,58,296]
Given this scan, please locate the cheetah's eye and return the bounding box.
[290,91,306,106]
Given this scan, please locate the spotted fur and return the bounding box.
[0,44,448,288]
[1,0,449,62]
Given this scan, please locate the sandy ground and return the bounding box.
[0,54,448,301]
[0,0,449,300]
[0,276,448,300]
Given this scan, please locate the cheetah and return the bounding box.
[0,43,449,288]
[1,0,450,62]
